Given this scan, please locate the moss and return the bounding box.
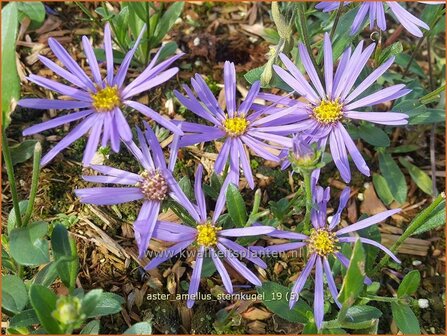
[143,296,180,334]
[190,302,217,334]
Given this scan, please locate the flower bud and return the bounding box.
[52,296,84,327]
[288,134,323,173]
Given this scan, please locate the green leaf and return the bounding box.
[339,306,382,328]
[51,224,79,291]
[378,42,403,65]
[420,84,445,105]
[82,289,103,317]
[388,145,419,154]
[10,140,38,165]
[95,7,114,20]
[391,302,420,334]
[29,284,63,334]
[10,221,50,266]
[338,239,365,307]
[378,152,407,204]
[201,256,216,277]
[10,309,39,328]
[7,200,29,234]
[356,217,381,271]
[399,157,433,195]
[93,48,129,65]
[412,199,445,235]
[258,281,311,323]
[124,322,153,334]
[2,247,16,273]
[178,176,193,199]
[357,123,390,147]
[157,41,178,63]
[409,108,445,125]
[303,322,318,334]
[113,7,129,47]
[395,53,425,77]
[17,2,46,28]
[154,2,184,44]
[226,184,247,227]
[1,2,20,130]
[80,320,100,334]
[397,270,421,298]
[126,2,147,22]
[2,275,28,314]
[86,292,124,318]
[33,261,59,287]
[372,174,394,206]
[244,65,292,91]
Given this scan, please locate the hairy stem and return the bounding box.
[297,3,322,80]
[374,193,445,272]
[22,142,42,226]
[302,171,313,235]
[2,131,23,228]
[329,1,344,39]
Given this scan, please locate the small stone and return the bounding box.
[193,37,200,46]
[432,249,441,257]
[412,260,422,266]
[357,193,364,201]
[418,299,429,309]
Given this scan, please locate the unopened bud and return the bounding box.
[52,296,84,327]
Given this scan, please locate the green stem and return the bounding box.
[297,3,322,80]
[2,131,23,228]
[361,295,397,303]
[329,1,344,40]
[402,6,444,79]
[302,171,313,234]
[22,143,42,226]
[251,188,262,216]
[75,1,99,24]
[374,193,445,272]
[145,1,151,64]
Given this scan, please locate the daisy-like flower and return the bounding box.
[75,123,194,259]
[144,164,275,308]
[19,23,183,166]
[316,1,442,37]
[265,186,401,329]
[174,61,295,190]
[269,33,410,183]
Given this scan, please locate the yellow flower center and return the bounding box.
[196,222,222,247]
[312,99,343,124]
[91,86,121,112]
[308,228,338,257]
[223,116,249,137]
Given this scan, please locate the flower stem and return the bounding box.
[2,131,23,228]
[297,3,322,80]
[361,295,398,303]
[329,1,344,40]
[301,170,313,234]
[22,142,42,226]
[373,192,445,272]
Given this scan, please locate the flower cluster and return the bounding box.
[19,2,426,328]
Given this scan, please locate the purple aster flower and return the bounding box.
[144,164,275,308]
[268,33,409,183]
[173,61,295,191]
[316,2,440,37]
[19,23,183,166]
[265,186,401,329]
[75,123,194,259]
